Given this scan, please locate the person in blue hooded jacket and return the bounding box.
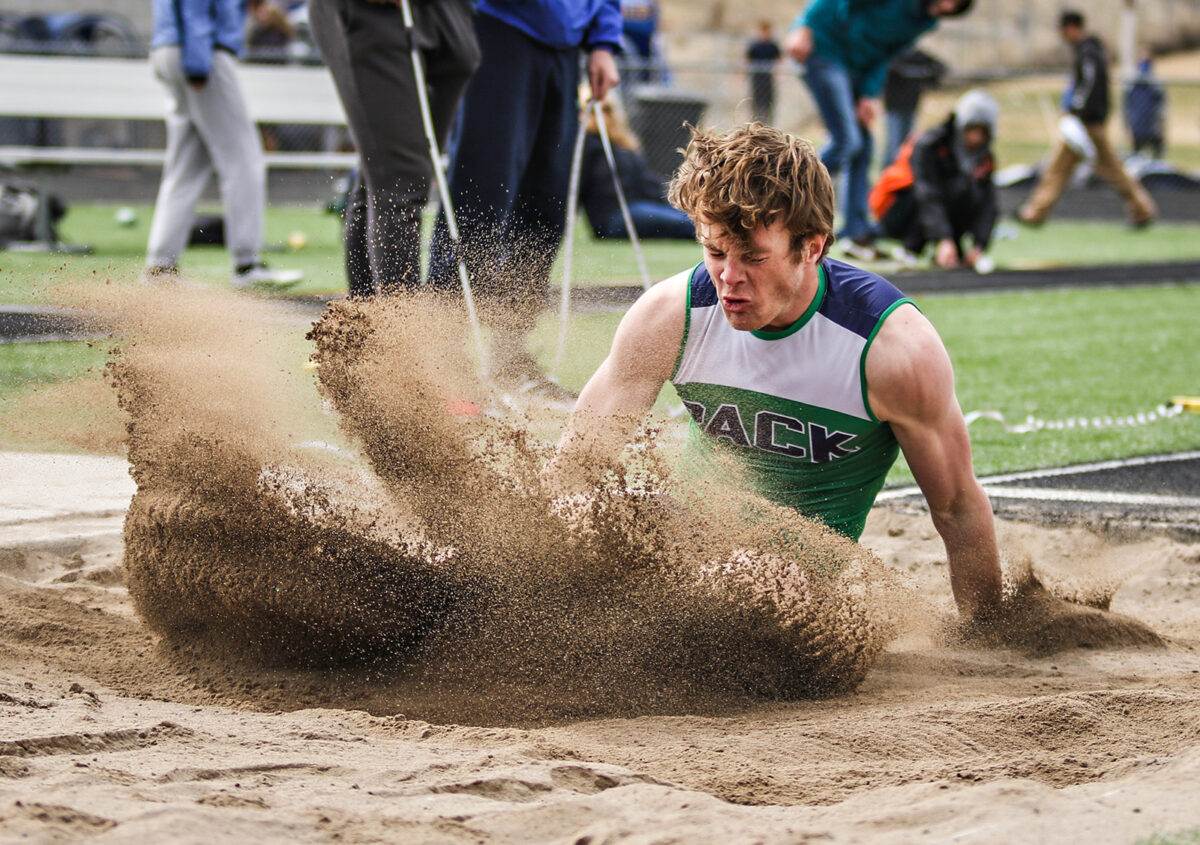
[145,0,300,288]
[427,0,621,397]
[784,0,973,254]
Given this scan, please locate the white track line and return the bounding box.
[877,450,1200,506]
[978,486,1200,508]
[970,450,1200,485]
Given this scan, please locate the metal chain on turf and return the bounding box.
[656,399,1200,440]
[963,400,1189,434]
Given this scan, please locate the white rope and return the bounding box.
[593,100,652,291]
[399,0,486,375]
[552,102,592,375]
[963,402,1185,434]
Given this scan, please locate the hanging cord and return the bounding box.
[399,0,486,374]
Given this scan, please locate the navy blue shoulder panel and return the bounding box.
[689,262,719,308]
[817,258,909,339]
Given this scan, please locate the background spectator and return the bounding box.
[871,89,998,269]
[1018,9,1156,228]
[620,0,661,83]
[144,0,300,288]
[308,0,479,298]
[579,98,695,240]
[246,0,295,62]
[784,0,974,252]
[881,47,946,167]
[745,20,782,124]
[427,0,621,394]
[1124,52,1166,159]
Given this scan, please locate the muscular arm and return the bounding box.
[547,272,688,490]
[867,304,1002,618]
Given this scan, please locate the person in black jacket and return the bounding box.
[578,99,695,240]
[873,89,997,269]
[881,47,946,168]
[1017,9,1155,228]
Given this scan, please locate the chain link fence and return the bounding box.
[618,57,1200,178]
[2,38,1198,207]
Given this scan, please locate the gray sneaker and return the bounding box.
[232,262,303,291]
[141,264,179,285]
[492,349,577,412]
[141,264,208,289]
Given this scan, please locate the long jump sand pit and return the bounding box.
[2,289,1199,842]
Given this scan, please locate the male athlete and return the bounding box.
[550,123,1003,621]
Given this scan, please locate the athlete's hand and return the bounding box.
[935,239,959,268]
[855,96,880,128]
[784,26,812,63]
[964,246,984,268]
[587,48,620,102]
[949,577,1163,656]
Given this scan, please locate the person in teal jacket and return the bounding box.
[784,0,973,250]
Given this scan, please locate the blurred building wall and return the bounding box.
[3,0,1199,69]
[923,0,1200,72]
[2,0,151,39]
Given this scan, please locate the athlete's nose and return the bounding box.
[719,258,747,286]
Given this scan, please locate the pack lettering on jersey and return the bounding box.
[684,400,861,463]
[670,259,914,539]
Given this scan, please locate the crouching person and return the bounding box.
[871,89,998,270]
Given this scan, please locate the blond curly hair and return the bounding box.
[668,123,835,260]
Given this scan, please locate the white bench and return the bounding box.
[0,53,355,249]
[0,53,355,169]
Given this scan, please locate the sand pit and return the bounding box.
[103,290,908,715]
[2,289,1199,842]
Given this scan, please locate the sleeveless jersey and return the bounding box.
[670,259,915,540]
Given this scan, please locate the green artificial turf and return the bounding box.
[3,203,1199,472]
[0,340,110,400]
[528,282,1200,483]
[899,283,1200,481]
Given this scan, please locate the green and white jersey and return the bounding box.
[670,259,916,539]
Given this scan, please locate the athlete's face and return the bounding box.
[697,218,824,333]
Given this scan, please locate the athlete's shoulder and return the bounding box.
[640,266,692,308]
[819,258,912,337]
[621,267,690,335]
[609,268,689,380]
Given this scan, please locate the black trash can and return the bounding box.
[627,85,709,181]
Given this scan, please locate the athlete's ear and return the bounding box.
[804,234,828,263]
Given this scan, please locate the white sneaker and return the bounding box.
[232,263,303,291]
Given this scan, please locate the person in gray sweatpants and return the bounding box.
[308,0,479,298]
[145,0,300,288]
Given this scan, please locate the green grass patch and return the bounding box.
[988,221,1200,268]
[0,340,111,399]
[3,204,1200,473]
[1136,831,1200,845]
[899,283,1200,481]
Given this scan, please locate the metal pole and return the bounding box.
[1119,0,1138,84]
[593,99,652,291]
[399,0,487,375]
